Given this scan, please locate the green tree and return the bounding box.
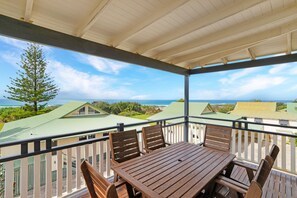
[176,98,184,102]
[0,162,4,198]
[5,44,58,113]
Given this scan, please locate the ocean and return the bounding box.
[0,98,291,107]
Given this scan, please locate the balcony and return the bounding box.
[0,116,296,197]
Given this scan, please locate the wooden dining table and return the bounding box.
[112,142,235,198]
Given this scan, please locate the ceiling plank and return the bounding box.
[287,32,292,54]
[76,0,111,37]
[171,18,297,65]
[24,0,34,22]
[190,54,297,75]
[155,4,297,60]
[247,48,256,60]
[111,0,189,47]
[0,15,187,75]
[137,0,265,54]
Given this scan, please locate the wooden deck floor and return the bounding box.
[81,166,297,198]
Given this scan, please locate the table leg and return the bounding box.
[126,183,135,198]
[225,163,234,178]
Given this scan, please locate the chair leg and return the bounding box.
[126,183,135,198]
[114,173,118,182]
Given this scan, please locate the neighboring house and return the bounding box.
[230,102,297,134]
[148,102,242,126]
[0,101,147,157]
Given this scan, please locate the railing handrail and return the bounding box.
[0,116,184,148]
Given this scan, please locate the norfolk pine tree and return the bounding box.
[5,44,58,113]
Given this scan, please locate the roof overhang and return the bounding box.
[1,0,297,75]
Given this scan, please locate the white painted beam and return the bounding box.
[138,0,266,53]
[155,4,297,60]
[174,18,297,67]
[287,32,292,54]
[111,0,189,47]
[24,0,34,22]
[76,0,111,37]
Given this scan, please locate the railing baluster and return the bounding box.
[251,132,255,162]
[99,141,104,174]
[20,158,28,198]
[273,134,278,168]
[231,129,236,154]
[290,137,296,172]
[244,130,248,160]
[238,130,242,159]
[106,141,111,177]
[281,136,286,170]
[57,150,63,197]
[258,132,262,163]
[92,142,97,168]
[84,144,89,161]
[67,148,72,194]
[4,161,14,198]
[45,152,52,198]
[265,134,269,156]
[76,146,81,189]
[34,155,41,197]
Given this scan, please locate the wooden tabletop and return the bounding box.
[112,142,235,198]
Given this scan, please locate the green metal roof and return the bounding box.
[287,103,297,114]
[0,101,146,143]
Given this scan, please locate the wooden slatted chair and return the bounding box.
[214,159,272,198]
[109,129,141,182]
[142,124,169,153]
[201,125,232,152]
[81,160,126,198]
[226,144,279,183]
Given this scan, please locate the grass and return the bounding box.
[0,123,3,131]
[130,114,151,120]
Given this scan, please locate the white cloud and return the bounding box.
[47,60,132,99]
[0,36,28,50]
[80,55,129,75]
[268,63,291,74]
[130,95,149,100]
[0,52,20,68]
[219,67,261,84]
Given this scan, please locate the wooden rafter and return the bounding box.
[247,48,256,60]
[222,57,228,65]
[155,4,297,60]
[76,0,111,37]
[170,18,297,65]
[111,0,189,47]
[24,0,34,22]
[137,0,265,54]
[287,32,292,54]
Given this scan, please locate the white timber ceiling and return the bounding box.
[0,0,296,70]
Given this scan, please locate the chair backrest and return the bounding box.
[269,144,279,161]
[203,125,232,152]
[245,159,271,198]
[81,160,118,198]
[142,125,165,152]
[109,129,141,163]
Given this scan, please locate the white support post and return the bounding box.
[99,141,104,174]
[231,129,236,154]
[57,150,63,197]
[238,130,242,159]
[76,146,81,189]
[273,135,278,168]
[106,141,111,177]
[290,137,296,173]
[92,142,97,168]
[251,132,255,162]
[258,132,262,163]
[244,130,248,160]
[281,136,286,170]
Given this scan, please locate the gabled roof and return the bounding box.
[231,102,297,120]
[287,103,297,114]
[0,101,145,143]
[148,102,211,120]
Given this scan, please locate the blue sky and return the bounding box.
[0,35,297,101]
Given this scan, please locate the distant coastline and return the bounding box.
[0,98,292,108]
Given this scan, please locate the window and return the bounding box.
[78,107,85,115]
[88,134,95,139]
[88,107,100,115]
[279,119,289,126]
[254,118,263,123]
[79,136,87,141]
[52,140,58,155]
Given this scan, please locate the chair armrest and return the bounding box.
[232,160,258,171]
[143,148,154,153]
[111,159,120,168]
[114,178,127,188]
[215,175,249,194]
